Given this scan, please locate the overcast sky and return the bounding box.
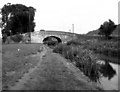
[0,0,119,35]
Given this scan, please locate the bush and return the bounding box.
[53,44,70,54]
[10,34,23,43]
[53,44,101,82]
[67,40,81,45]
[64,48,80,61]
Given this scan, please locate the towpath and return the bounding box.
[8,45,101,90]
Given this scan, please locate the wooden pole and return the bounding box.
[29,11,31,43]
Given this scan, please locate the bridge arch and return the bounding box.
[43,36,62,45]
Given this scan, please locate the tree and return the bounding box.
[98,19,117,39]
[1,3,36,36]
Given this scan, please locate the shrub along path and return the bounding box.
[7,45,102,90]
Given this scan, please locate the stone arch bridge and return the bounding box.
[31,31,76,43]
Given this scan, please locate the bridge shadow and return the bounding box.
[43,36,62,46]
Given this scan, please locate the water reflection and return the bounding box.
[99,61,119,90]
[79,59,118,90]
[77,60,117,83]
[88,61,117,82]
[100,62,116,80]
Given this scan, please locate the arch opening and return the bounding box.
[43,36,62,45]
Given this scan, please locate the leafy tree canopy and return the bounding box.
[1,3,36,36]
[98,19,117,38]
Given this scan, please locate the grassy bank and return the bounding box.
[52,36,119,82]
[86,40,119,59]
[2,43,42,89]
[67,35,119,64]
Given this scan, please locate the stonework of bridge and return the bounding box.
[31,31,76,43]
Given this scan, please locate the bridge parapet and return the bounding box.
[31,31,76,43]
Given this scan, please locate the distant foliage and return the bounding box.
[43,40,58,46]
[98,19,116,39]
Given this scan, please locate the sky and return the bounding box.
[0,0,119,36]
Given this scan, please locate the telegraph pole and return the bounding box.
[28,11,31,43]
[72,24,76,39]
[72,24,74,33]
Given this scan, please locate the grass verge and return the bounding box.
[2,43,42,89]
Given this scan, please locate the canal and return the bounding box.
[97,61,119,90]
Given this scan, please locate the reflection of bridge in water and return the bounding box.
[31,31,77,43]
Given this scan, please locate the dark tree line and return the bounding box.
[1,3,36,36]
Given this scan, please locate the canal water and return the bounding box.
[98,61,119,90]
